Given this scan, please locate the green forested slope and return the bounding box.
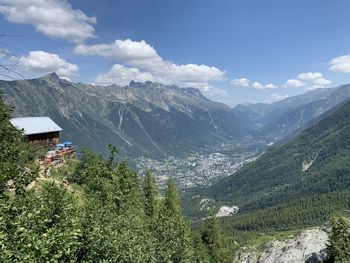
[180,101,350,252]
[183,100,350,230]
[0,93,230,262]
[205,101,350,211]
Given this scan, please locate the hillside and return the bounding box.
[233,87,333,129]
[3,73,350,161]
[185,100,350,219]
[233,84,350,141]
[0,92,230,262]
[0,73,241,158]
[258,84,350,139]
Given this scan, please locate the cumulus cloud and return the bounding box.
[183,82,227,95]
[250,81,276,90]
[252,82,264,89]
[0,0,96,43]
[75,39,158,62]
[284,79,306,88]
[264,83,276,89]
[75,39,225,93]
[329,54,350,73]
[297,72,323,81]
[230,78,249,87]
[270,93,289,101]
[284,72,331,89]
[19,50,78,78]
[95,64,155,86]
[313,78,331,86]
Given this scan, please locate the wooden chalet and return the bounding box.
[10,117,63,148]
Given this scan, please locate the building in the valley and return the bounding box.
[10,117,63,148]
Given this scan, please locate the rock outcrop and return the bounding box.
[235,228,329,263]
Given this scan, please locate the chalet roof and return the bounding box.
[10,117,63,135]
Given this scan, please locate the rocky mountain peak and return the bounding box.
[39,72,60,83]
[184,87,205,98]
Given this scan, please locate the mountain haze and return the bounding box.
[230,84,350,144]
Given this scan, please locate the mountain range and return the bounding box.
[4,72,350,248]
[0,73,241,158]
[184,98,350,226]
[2,73,350,160]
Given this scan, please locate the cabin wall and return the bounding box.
[27,131,60,149]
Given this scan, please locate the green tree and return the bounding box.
[0,94,214,262]
[143,171,159,219]
[156,178,194,262]
[202,216,229,263]
[192,231,210,263]
[76,150,153,263]
[0,183,82,262]
[0,93,36,195]
[326,216,350,263]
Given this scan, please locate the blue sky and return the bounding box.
[1,0,350,106]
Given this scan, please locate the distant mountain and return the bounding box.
[232,85,350,141]
[257,84,350,139]
[3,73,350,160]
[0,73,242,158]
[233,88,333,127]
[195,100,350,213]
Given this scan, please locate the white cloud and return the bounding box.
[95,64,155,86]
[75,39,158,62]
[264,83,276,89]
[313,78,331,86]
[184,82,227,95]
[0,0,96,43]
[77,39,225,94]
[251,82,276,90]
[270,93,289,101]
[284,72,331,89]
[95,64,226,95]
[284,79,305,88]
[230,78,249,87]
[297,72,323,81]
[252,82,264,89]
[19,50,78,78]
[329,54,350,73]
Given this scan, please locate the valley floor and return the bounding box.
[134,139,267,188]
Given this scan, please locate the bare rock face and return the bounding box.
[216,205,239,217]
[235,228,329,263]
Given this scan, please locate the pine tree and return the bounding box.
[156,178,193,262]
[163,178,182,217]
[202,216,229,263]
[143,171,159,219]
[0,94,210,262]
[326,216,350,262]
[77,151,152,263]
[192,231,210,263]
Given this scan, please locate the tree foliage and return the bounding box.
[0,95,224,262]
[0,92,37,195]
[155,179,194,262]
[326,216,350,263]
[202,216,229,263]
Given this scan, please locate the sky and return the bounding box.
[0,0,350,106]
